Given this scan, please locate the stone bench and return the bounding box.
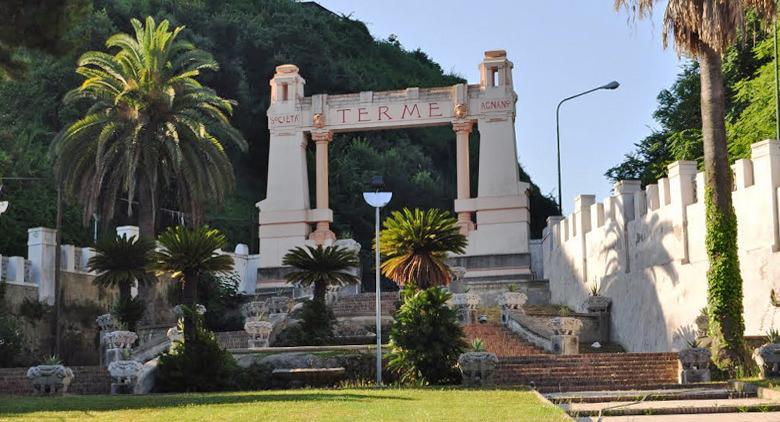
[271,367,346,387]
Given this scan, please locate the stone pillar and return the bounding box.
[309,131,336,245]
[453,121,475,234]
[28,227,57,304]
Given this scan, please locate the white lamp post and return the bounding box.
[0,201,7,215]
[362,176,392,387]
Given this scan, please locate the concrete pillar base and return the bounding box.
[309,222,336,245]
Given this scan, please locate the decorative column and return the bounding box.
[309,130,336,245]
[453,120,475,234]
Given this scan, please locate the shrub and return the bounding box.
[111,296,145,332]
[167,272,247,332]
[387,287,467,385]
[0,313,24,367]
[156,309,238,392]
[275,300,336,346]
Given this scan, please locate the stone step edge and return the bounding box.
[568,402,780,417]
[548,390,752,404]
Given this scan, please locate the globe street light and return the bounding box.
[556,81,620,213]
[362,175,392,387]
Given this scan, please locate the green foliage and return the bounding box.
[43,355,63,366]
[379,208,467,289]
[89,234,156,304]
[766,328,780,344]
[156,312,238,392]
[471,338,486,352]
[387,287,466,385]
[607,21,774,185]
[110,296,145,332]
[18,298,53,323]
[50,16,248,232]
[0,312,24,367]
[283,245,360,304]
[275,300,336,347]
[705,187,747,370]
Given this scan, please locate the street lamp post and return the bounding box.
[556,81,620,213]
[362,176,392,387]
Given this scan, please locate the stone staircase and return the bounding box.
[463,323,546,357]
[495,352,679,393]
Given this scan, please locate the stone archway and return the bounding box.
[257,50,532,295]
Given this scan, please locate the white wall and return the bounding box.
[543,140,780,353]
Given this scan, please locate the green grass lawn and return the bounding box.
[0,388,569,421]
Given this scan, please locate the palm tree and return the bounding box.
[283,245,360,303]
[379,208,467,290]
[152,225,233,341]
[50,16,247,239]
[614,0,776,368]
[88,234,156,329]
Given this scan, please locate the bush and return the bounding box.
[0,313,24,367]
[111,296,145,332]
[387,287,466,385]
[274,300,336,346]
[156,311,238,392]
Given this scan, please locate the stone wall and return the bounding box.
[0,366,110,395]
[542,140,780,353]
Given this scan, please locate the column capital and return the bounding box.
[452,120,475,133]
[311,130,333,144]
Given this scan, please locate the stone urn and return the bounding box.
[104,330,138,364]
[678,347,711,383]
[108,360,143,394]
[549,317,583,355]
[173,303,206,317]
[245,320,274,348]
[584,295,612,313]
[451,293,480,325]
[498,292,527,325]
[241,300,269,321]
[753,343,780,379]
[458,352,499,387]
[27,364,74,395]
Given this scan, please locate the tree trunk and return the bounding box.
[313,280,326,304]
[136,185,156,325]
[181,272,198,344]
[118,282,131,304]
[699,45,746,370]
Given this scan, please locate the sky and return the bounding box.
[317,0,684,213]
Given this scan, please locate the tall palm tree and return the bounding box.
[50,16,247,239]
[152,225,233,341]
[88,233,156,329]
[615,0,776,368]
[283,245,360,304]
[379,208,467,290]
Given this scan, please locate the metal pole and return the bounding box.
[374,205,382,386]
[54,184,63,357]
[774,11,779,140]
[556,106,562,214]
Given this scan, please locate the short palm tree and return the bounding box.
[379,208,467,290]
[614,0,776,370]
[88,234,156,329]
[152,225,233,341]
[283,245,360,303]
[50,16,247,238]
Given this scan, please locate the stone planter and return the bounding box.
[26,364,74,395]
[104,330,138,364]
[678,347,711,383]
[549,317,582,355]
[173,303,206,317]
[458,352,499,387]
[245,320,274,348]
[584,295,611,313]
[108,360,143,394]
[242,300,269,321]
[451,293,480,325]
[498,292,527,325]
[584,295,612,343]
[753,343,780,379]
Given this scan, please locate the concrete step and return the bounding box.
[577,412,780,421]
[563,397,780,417]
[547,386,742,403]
